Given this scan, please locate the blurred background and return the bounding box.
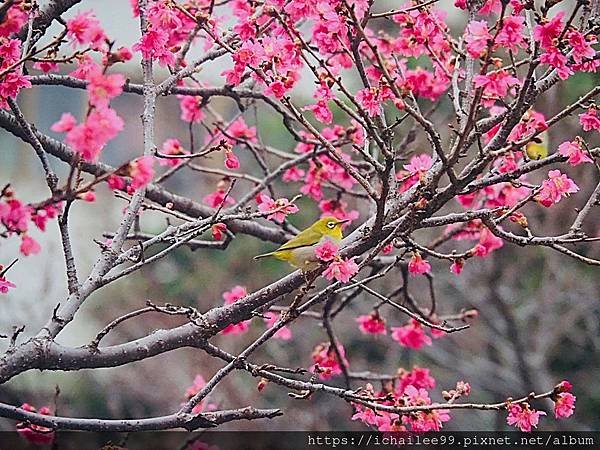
[0,0,599,433]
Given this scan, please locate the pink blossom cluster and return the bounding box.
[310,342,349,380]
[391,319,445,350]
[314,241,359,283]
[219,286,291,340]
[352,367,451,432]
[1,189,61,259]
[16,403,55,446]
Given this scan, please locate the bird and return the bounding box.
[254,216,349,270]
[525,131,549,160]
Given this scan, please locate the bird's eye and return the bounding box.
[327,221,335,229]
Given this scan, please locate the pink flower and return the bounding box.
[222,286,250,335]
[159,138,189,167]
[19,235,41,256]
[0,276,16,294]
[397,153,433,191]
[184,375,213,414]
[224,149,240,169]
[178,95,205,123]
[402,408,451,432]
[554,392,576,419]
[282,166,305,182]
[465,21,491,58]
[78,191,96,202]
[264,312,292,340]
[0,199,31,232]
[391,319,432,349]
[65,107,124,161]
[315,240,339,262]
[401,385,451,431]
[223,285,247,304]
[323,257,359,283]
[408,252,431,276]
[0,71,31,100]
[473,71,519,98]
[507,403,546,432]
[356,87,380,117]
[497,16,526,52]
[132,28,175,66]
[450,259,464,275]
[579,108,600,132]
[33,60,59,73]
[567,30,596,64]
[474,227,503,257]
[356,312,386,335]
[228,117,257,142]
[203,188,235,208]
[87,72,125,108]
[0,38,20,64]
[16,403,55,446]
[536,170,579,207]
[533,12,565,50]
[211,223,227,241]
[66,11,106,49]
[51,113,77,133]
[107,175,126,191]
[311,342,348,380]
[256,193,299,223]
[397,367,436,394]
[540,49,573,80]
[265,80,287,99]
[558,140,592,166]
[128,156,154,190]
[305,100,333,123]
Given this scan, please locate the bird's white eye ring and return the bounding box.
[327,221,335,229]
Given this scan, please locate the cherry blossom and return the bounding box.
[128,156,155,191]
[314,240,339,262]
[0,277,16,294]
[159,138,189,167]
[311,343,348,380]
[256,194,299,223]
[66,11,106,49]
[211,223,227,241]
[397,367,436,395]
[533,12,565,51]
[178,96,205,123]
[408,252,431,276]
[391,319,432,350]
[356,312,386,335]
[465,21,492,58]
[536,170,580,207]
[323,257,359,283]
[506,403,546,432]
[87,71,125,108]
[19,235,41,256]
[16,404,55,445]
[558,139,593,166]
[264,312,292,340]
[579,108,600,132]
[221,285,250,335]
[50,113,77,133]
[554,393,576,419]
[203,187,236,209]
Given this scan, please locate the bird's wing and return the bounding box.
[276,228,322,252]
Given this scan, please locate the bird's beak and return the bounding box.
[336,219,351,225]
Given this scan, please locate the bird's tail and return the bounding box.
[253,252,275,260]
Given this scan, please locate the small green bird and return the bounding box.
[254,216,349,270]
[525,131,549,160]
